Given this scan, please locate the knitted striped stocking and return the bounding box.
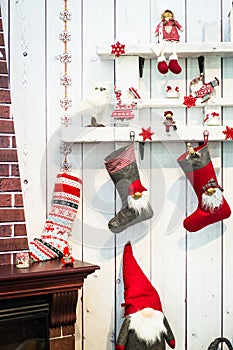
[29,173,82,262]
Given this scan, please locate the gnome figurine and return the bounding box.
[116,242,175,350]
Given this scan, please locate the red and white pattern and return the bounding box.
[111,89,135,122]
[29,173,82,262]
[105,144,135,174]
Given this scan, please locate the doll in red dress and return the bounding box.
[155,10,183,74]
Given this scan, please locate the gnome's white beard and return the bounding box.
[202,188,223,212]
[129,309,166,345]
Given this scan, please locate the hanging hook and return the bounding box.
[129,130,135,142]
[203,130,209,144]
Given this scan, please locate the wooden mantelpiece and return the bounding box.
[0,259,100,350]
[0,258,100,300]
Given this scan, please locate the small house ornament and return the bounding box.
[166,85,180,98]
[204,112,220,126]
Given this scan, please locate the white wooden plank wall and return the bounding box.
[6,0,233,349]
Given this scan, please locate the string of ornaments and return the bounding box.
[58,0,73,172]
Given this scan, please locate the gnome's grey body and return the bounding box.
[116,314,175,350]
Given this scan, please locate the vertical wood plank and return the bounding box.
[10,0,47,240]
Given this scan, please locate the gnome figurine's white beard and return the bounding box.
[129,308,166,345]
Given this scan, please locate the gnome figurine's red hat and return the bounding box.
[122,241,163,316]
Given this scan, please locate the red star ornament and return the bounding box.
[223,126,233,140]
[139,127,154,141]
[111,41,125,57]
[183,94,196,108]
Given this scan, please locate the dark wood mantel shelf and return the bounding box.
[0,259,100,300]
[0,259,100,349]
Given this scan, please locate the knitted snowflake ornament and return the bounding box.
[29,173,82,261]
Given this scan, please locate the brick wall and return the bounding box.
[0,8,29,265]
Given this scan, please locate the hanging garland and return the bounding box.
[59,0,73,172]
[59,0,72,126]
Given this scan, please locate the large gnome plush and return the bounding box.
[116,242,175,350]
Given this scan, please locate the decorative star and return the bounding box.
[183,94,196,108]
[111,41,125,57]
[223,126,233,140]
[139,127,154,141]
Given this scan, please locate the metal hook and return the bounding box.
[129,130,135,142]
[203,130,209,144]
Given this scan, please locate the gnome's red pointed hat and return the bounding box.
[122,241,163,316]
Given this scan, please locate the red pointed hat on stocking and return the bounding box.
[122,241,162,316]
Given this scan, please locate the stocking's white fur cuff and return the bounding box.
[202,188,223,212]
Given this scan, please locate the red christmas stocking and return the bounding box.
[29,173,82,261]
[177,143,231,232]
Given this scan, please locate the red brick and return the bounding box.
[14,193,24,207]
[0,193,11,206]
[0,61,7,74]
[0,33,4,46]
[0,119,14,133]
[11,164,20,176]
[0,224,12,237]
[0,208,25,222]
[0,149,18,162]
[14,224,27,236]
[0,89,11,103]
[0,75,9,88]
[0,164,9,176]
[0,253,11,265]
[0,135,10,147]
[0,178,22,191]
[0,105,10,118]
[12,136,16,148]
[0,237,28,252]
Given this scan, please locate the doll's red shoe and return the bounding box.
[168,54,182,74]
[157,55,168,74]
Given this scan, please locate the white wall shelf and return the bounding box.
[138,98,233,109]
[97,42,233,59]
[62,125,232,143]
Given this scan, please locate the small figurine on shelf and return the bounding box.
[75,81,112,126]
[61,246,74,267]
[186,142,201,159]
[111,88,136,126]
[193,77,219,103]
[163,110,177,133]
[154,9,183,75]
[184,77,219,108]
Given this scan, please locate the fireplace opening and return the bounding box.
[0,295,50,350]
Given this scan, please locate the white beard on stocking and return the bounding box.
[129,309,166,345]
[202,188,223,213]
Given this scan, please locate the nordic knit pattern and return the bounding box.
[29,173,82,262]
